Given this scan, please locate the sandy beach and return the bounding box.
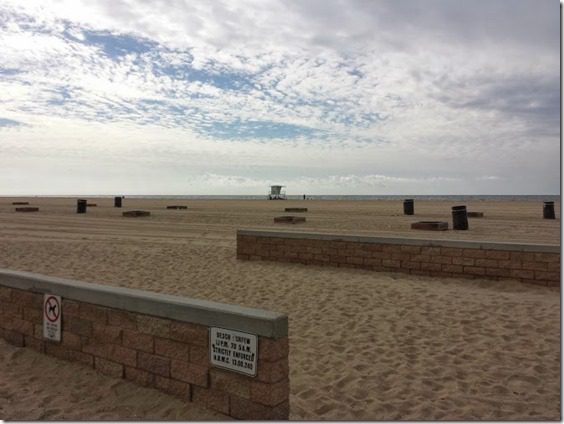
[0,197,560,420]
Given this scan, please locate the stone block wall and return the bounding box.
[0,269,289,420]
[237,230,560,287]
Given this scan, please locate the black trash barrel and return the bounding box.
[114,196,122,208]
[403,199,414,215]
[77,199,87,214]
[452,205,468,230]
[543,201,555,219]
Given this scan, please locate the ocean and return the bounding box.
[44,194,560,201]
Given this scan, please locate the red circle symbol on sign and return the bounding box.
[44,296,60,322]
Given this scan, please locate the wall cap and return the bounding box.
[0,269,288,339]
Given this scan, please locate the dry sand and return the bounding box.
[0,197,560,420]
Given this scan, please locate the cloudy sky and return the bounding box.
[0,0,560,195]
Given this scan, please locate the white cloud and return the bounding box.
[0,0,559,194]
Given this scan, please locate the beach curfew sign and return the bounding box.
[210,327,258,377]
[43,294,62,342]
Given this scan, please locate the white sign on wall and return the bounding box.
[43,294,61,342]
[210,327,258,377]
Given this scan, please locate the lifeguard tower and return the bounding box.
[268,185,286,200]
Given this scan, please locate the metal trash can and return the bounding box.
[543,201,555,219]
[452,205,468,230]
[403,199,414,215]
[77,199,87,214]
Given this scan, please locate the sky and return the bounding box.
[0,0,560,195]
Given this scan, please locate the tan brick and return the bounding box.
[370,251,388,259]
[534,252,560,263]
[510,252,536,262]
[192,386,230,415]
[365,244,383,252]
[442,264,463,274]
[440,248,463,257]
[124,366,154,387]
[390,252,412,261]
[400,245,421,254]
[452,257,475,266]
[257,357,288,383]
[363,257,382,268]
[548,262,561,272]
[95,357,124,378]
[313,254,330,262]
[11,290,42,308]
[401,261,421,270]
[464,266,486,276]
[80,303,108,323]
[190,345,209,366]
[62,299,80,316]
[381,245,402,253]
[237,253,250,260]
[0,286,12,301]
[61,331,82,350]
[534,271,560,281]
[346,256,363,265]
[171,360,209,387]
[521,261,548,271]
[108,345,137,367]
[0,303,22,318]
[82,340,108,358]
[210,368,251,399]
[429,256,452,265]
[169,322,208,347]
[250,378,289,406]
[421,247,441,255]
[410,254,431,263]
[510,269,535,279]
[420,262,442,272]
[382,259,401,268]
[107,310,137,330]
[230,396,289,420]
[485,250,511,260]
[64,316,93,337]
[24,336,45,353]
[8,318,34,335]
[122,330,154,353]
[137,315,171,337]
[155,376,190,401]
[462,249,486,258]
[23,307,42,324]
[258,337,288,362]
[154,337,190,360]
[475,259,499,268]
[498,259,521,269]
[138,351,170,377]
[92,323,122,344]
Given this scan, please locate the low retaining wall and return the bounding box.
[0,269,289,420]
[237,230,560,287]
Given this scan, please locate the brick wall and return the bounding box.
[0,270,289,420]
[237,230,560,287]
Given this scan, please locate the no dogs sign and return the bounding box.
[43,294,61,341]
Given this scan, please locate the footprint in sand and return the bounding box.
[507,374,540,393]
